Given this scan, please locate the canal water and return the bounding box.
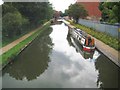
[2,22,120,88]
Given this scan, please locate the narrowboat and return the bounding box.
[67,33,94,59]
[68,27,95,52]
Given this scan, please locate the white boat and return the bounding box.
[68,27,95,52]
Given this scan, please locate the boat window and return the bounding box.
[88,38,91,46]
[85,37,94,47]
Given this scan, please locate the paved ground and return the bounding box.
[63,20,120,67]
[0,26,40,56]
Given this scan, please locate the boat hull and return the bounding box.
[83,46,95,52]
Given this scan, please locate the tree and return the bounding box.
[2,2,54,39]
[64,9,69,16]
[60,10,69,17]
[2,2,17,16]
[12,2,53,25]
[99,2,120,24]
[67,3,88,23]
[2,11,28,38]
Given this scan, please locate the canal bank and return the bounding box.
[0,21,50,70]
[63,19,120,68]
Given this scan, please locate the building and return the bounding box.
[77,0,101,20]
[53,10,61,20]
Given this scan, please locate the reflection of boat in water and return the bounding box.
[67,33,100,60]
[68,27,95,52]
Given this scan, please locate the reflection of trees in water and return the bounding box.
[2,27,53,81]
[66,32,94,59]
[95,54,120,88]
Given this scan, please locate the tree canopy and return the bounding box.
[67,3,88,23]
[2,2,53,38]
[3,11,28,37]
[99,2,120,24]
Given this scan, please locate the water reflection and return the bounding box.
[66,33,94,59]
[95,54,120,88]
[2,27,53,81]
[66,26,120,88]
[66,31,100,61]
[49,23,99,88]
[0,71,2,89]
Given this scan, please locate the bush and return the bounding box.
[2,11,29,38]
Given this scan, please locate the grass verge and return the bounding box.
[0,21,51,68]
[68,20,120,51]
[2,31,31,48]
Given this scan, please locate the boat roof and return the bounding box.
[74,28,87,37]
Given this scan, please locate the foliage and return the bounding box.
[2,11,28,38]
[2,2,17,16]
[61,9,69,17]
[67,3,88,23]
[64,9,69,16]
[60,9,69,17]
[12,2,53,25]
[2,2,54,46]
[99,2,120,24]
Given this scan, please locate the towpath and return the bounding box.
[0,25,42,56]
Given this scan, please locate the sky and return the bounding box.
[0,0,3,5]
[49,0,77,12]
[0,0,76,12]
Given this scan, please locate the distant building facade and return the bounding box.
[76,0,101,20]
[53,10,60,20]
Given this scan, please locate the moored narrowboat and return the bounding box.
[68,27,95,52]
